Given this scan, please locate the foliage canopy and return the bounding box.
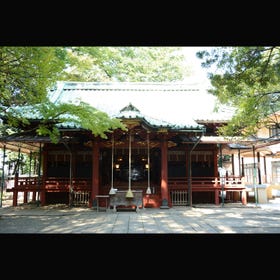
[197,46,280,137]
[0,46,189,143]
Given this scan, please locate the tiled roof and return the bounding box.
[49,81,234,130]
[1,82,234,132]
[115,103,203,131]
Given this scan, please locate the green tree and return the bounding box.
[197,46,280,137]
[0,47,126,142]
[1,46,190,142]
[62,47,190,82]
[0,47,66,107]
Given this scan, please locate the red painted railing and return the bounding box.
[168,176,247,205]
[168,176,245,190]
[6,175,247,207]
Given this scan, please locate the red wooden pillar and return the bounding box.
[40,189,46,206]
[213,178,220,204]
[214,145,220,205]
[40,150,47,206]
[160,134,169,208]
[231,154,235,175]
[12,191,18,206]
[90,140,99,207]
[13,173,19,206]
[214,145,218,175]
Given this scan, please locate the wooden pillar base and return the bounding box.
[215,189,219,205]
[13,191,18,207]
[40,191,46,206]
[241,190,247,205]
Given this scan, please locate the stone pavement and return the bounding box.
[1,199,280,234]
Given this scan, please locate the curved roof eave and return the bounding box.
[115,102,205,132]
[117,115,205,132]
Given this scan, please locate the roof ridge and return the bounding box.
[60,81,206,91]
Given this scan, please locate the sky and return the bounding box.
[181,46,213,86]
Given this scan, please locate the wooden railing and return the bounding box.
[7,176,92,192]
[169,177,214,191]
[168,176,246,190]
[6,176,92,206]
[6,175,247,207]
[45,177,91,192]
[168,176,247,205]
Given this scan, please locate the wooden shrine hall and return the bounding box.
[0,82,248,209]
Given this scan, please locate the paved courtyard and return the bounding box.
[1,198,280,234]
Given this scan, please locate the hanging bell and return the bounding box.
[146,186,152,194]
[126,189,134,198]
[109,187,117,195]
